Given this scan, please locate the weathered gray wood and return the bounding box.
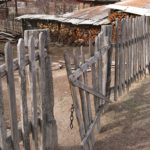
[97,33,103,99]
[73,49,93,150]
[140,17,144,75]
[81,102,108,147]
[89,39,101,133]
[137,17,141,77]
[0,50,40,78]
[145,17,149,67]
[114,19,119,100]
[39,32,47,150]
[39,32,58,150]
[44,56,58,150]
[124,18,128,86]
[133,18,136,80]
[5,42,20,150]
[119,20,124,96]
[95,35,102,133]
[69,45,110,82]
[64,50,89,150]
[105,26,113,97]
[101,26,108,98]
[81,47,95,145]
[129,18,132,85]
[81,47,92,126]
[71,79,110,102]
[135,17,138,78]
[0,76,8,150]
[28,36,38,150]
[143,16,146,74]
[17,39,31,150]
[126,17,130,90]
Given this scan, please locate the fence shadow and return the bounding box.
[94,77,150,150]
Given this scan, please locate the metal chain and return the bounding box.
[70,104,74,129]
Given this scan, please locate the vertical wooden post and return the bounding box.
[89,39,101,133]
[39,33,58,150]
[73,49,93,150]
[81,47,95,145]
[5,42,20,150]
[105,25,113,97]
[0,76,8,150]
[64,51,89,150]
[114,19,119,100]
[28,36,38,150]
[17,39,31,150]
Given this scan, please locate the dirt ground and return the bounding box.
[53,68,150,150]
[0,42,150,150]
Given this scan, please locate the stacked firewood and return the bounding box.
[37,22,59,42]
[37,22,100,45]
[108,10,137,42]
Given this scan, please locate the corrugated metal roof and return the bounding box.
[16,0,150,25]
[80,0,120,2]
[16,5,110,26]
[106,0,150,16]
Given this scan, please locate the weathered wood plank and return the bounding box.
[129,18,132,86]
[114,19,119,100]
[133,18,136,80]
[69,45,110,82]
[135,17,138,78]
[44,56,58,150]
[0,50,40,78]
[71,79,110,102]
[119,19,124,96]
[17,39,31,150]
[28,36,38,150]
[89,39,101,133]
[105,26,113,97]
[0,76,8,150]
[81,47,95,145]
[81,102,108,147]
[39,33,58,150]
[5,42,20,150]
[64,50,89,150]
[101,26,108,97]
[126,17,130,90]
[39,32,47,150]
[73,49,93,150]
[81,47,92,126]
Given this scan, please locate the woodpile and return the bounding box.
[37,21,100,45]
[108,10,137,42]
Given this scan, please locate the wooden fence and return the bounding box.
[0,32,58,150]
[0,19,22,35]
[64,15,150,150]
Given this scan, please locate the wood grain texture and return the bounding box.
[5,42,20,150]
[39,32,58,150]
[17,39,31,150]
[28,36,38,150]
[64,50,89,150]
[0,76,8,150]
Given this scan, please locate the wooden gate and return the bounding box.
[64,16,150,150]
[0,32,58,150]
[64,25,113,150]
